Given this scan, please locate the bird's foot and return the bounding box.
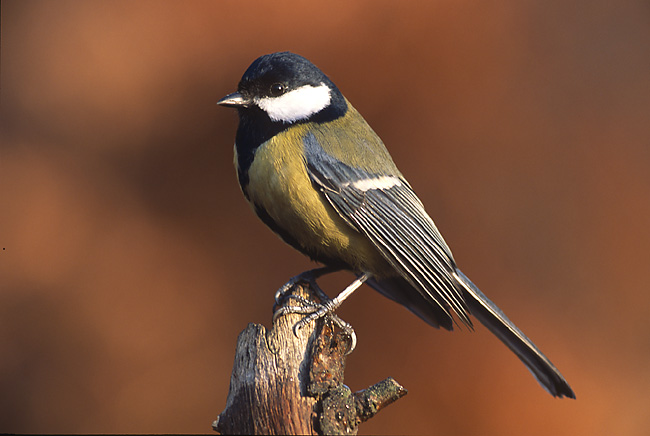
[273,271,371,355]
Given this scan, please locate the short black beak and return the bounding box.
[217,91,251,108]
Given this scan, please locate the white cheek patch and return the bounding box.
[350,176,402,192]
[255,83,331,123]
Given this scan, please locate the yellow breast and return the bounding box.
[240,124,389,274]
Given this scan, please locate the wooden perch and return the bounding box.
[214,282,407,435]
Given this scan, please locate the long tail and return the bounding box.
[453,268,575,398]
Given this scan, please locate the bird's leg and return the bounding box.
[293,272,371,328]
[273,271,371,354]
[294,273,371,353]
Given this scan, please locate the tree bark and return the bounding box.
[214,282,407,435]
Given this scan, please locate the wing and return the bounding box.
[303,133,472,327]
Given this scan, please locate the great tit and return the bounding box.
[218,51,575,399]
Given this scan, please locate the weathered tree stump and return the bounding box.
[214,282,407,435]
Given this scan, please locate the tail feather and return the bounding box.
[453,269,575,398]
[364,270,574,398]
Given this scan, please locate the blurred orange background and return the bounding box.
[2,1,649,434]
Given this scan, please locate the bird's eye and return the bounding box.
[270,83,286,96]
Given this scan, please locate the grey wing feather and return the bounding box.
[303,133,471,327]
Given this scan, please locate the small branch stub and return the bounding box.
[214,281,407,435]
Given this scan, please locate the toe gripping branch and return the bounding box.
[273,267,371,354]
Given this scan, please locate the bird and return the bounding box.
[217,51,575,399]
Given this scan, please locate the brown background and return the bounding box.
[2,1,649,434]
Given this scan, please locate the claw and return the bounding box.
[292,321,303,337]
[329,314,357,354]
